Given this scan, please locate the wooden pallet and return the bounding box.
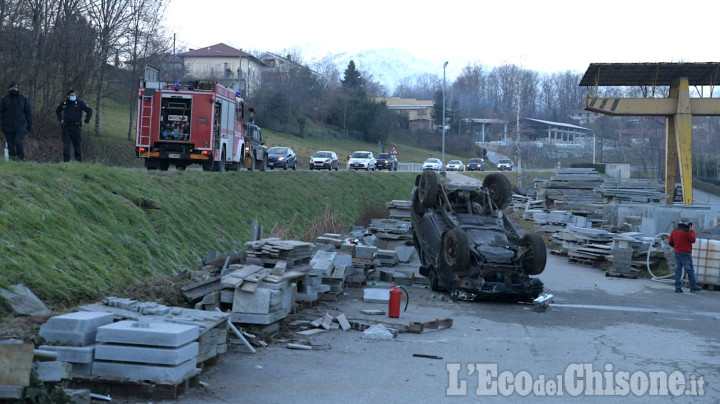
[69,370,200,401]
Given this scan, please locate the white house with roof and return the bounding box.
[178,43,265,96]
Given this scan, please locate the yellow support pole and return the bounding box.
[665,116,678,204]
[672,78,693,205]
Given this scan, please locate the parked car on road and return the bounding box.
[422,158,443,171]
[467,158,485,172]
[266,147,297,170]
[348,151,376,171]
[446,160,465,171]
[375,153,398,171]
[411,170,546,301]
[497,159,514,171]
[309,151,339,171]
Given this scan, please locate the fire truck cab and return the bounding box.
[135,80,266,171]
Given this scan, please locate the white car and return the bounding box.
[422,158,443,171]
[446,160,465,171]
[497,159,514,171]
[348,151,376,171]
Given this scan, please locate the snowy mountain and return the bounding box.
[307,48,475,96]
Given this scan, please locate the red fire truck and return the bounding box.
[135,80,266,171]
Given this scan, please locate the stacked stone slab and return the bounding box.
[81,298,229,367]
[38,345,96,377]
[93,320,199,383]
[39,311,114,347]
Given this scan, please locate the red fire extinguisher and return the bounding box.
[388,285,409,318]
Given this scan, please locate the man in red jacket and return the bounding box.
[668,218,701,293]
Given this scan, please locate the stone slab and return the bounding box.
[95,342,198,366]
[92,358,197,383]
[299,284,331,294]
[42,311,114,333]
[355,245,377,259]
[0,284,50,316]
[0,386,24,399]
[395,246,416,263]
[0,343,33,386]
[39,345,95,364]
[32,361,71,382]
[69,362,93,377]
[309,250,337,277]
[38,330,97,347]
[363,288,390,303]
[229,309,289,325]
[96,320,198,348]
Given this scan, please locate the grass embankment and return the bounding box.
[0,162,417,312]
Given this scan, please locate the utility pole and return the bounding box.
[442,61,448,181]
[516,91,522,189]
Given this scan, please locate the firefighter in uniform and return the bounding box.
[56,89,92,162]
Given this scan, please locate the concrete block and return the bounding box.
[355,245,377,259]
[38,330,97,347]
[294,292,318,302]
[298,284,330,294]
[310,250,337,277]
[38,345,95,364]
[395,246,416,263]
[92,358,197,383]
[41,311,114,333]
[69,362,92,377]
[0,386,24,399]
[340,243,355,255]
[32,361,72,382]
[363,288,390,303]
[232,289,274,314]
[95,342,198,366]
[304,275,323,286]
[229,309,289,325]
[96,320,198,348]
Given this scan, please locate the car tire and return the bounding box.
[292,161,297,170]
[443,228,470,273]
[483,173,513,210]
[418,170,438,210]
[520,234,547,275]
[310,166,314,170]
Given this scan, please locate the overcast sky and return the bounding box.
[165,0,718,74]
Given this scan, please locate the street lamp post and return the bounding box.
[442,61,448,179]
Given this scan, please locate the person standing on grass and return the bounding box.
[56,89,92,162]
[0,81,33,160]
[668,218,701,293]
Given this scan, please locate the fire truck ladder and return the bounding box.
[137,93,154,156]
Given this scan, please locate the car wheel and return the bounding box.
[520,234,547,275]
[483,173,513,210]
[442,228,470,272]
[292,161,297,170]
[418,170,438,210]
[159,160,169,171]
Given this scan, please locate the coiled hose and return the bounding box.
[647,232,683,283]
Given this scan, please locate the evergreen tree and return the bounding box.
[342,60,364,90]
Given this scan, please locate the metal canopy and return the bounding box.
[579,62,720,87]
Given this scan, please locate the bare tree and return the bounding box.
[124,0,168,140]
[85,0,132,136]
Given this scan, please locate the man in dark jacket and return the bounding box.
[668,218,701,293]
[56,88,92,162]
[0,81,33,160]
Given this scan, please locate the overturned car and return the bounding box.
[410,171,546,301]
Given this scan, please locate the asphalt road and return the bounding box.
[166,172,719,404]
[170,253,719,404]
